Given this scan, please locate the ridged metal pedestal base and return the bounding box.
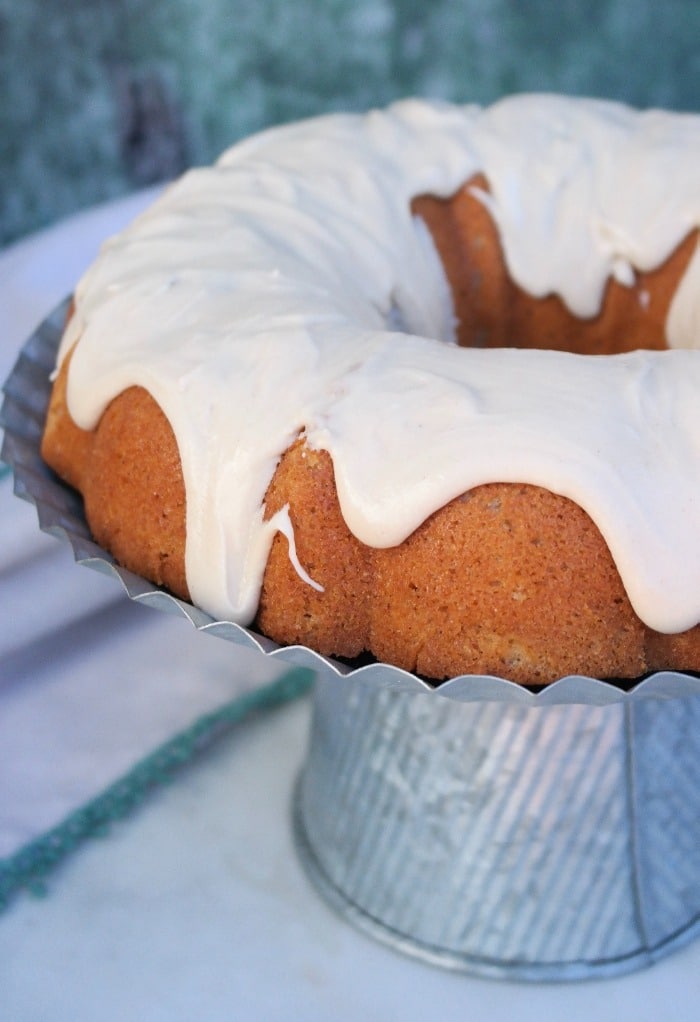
[293,675,700,981]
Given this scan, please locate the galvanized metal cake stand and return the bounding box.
[3,300,700,982]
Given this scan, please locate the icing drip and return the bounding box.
[59,95,700,633]
[267,504,324,593]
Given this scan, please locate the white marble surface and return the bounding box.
[1,195,700,1020]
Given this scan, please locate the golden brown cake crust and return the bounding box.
[42,351,189,602]
[40,180,700,686]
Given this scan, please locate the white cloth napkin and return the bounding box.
[0,467,308,879]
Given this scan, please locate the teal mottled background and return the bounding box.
[1,0,699,247]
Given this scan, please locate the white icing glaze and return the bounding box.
[58,95,700,634]
[267,504,324,593]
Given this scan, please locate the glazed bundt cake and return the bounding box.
[41,95,700,685]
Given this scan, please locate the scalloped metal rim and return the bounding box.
[3,297,700,706]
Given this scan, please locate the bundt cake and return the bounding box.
[41,94,700,685]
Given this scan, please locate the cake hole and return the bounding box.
[385,299,410,333]
[411,184,699,357]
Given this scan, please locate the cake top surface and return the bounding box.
[59,95,700,632]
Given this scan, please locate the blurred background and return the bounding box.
[2,0,699,248]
